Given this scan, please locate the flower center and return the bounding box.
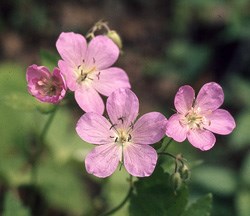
[75,63,96,84]
[36,77,62,97]
[180,107,209,130]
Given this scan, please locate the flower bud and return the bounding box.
[178,164,190,181]
[107,30,122,49]
[170,172,182,191]
[26,65,67,104]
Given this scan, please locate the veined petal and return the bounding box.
[58,60,78,91]
[76,112,114,144]
[174,85,195,114]
[75,86,104,114]
[85,144,120,178]
[26,64,50,82]
[56,32,87,67]
[132,112,167,145]
[123,144,157,177]
[92,67,131,96]
[195,82,224,112]
[107,88,139,128]
[204,109,236,135]
[187,129,216,151]
[85,35,119,70]
[166,114,187,142]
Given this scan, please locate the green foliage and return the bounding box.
[3,191,31,216]
[192,166,237,196]
[36,158,90,215]
[40,49,60,71]
[181,194,212,216]
[236,190,250,216]
[129,166,189,216]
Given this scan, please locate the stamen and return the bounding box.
[118,117,125,124]
[96,72,101,80]
[110,124,117,130]
[127,134,132,142]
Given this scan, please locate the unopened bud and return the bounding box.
[107,30,122,49]
[170,172,182,191]
[178,164,190,181]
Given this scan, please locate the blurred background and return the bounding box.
[0,0,250,215]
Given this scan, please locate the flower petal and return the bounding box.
[174,85,195,114]
[26,64,50,82]
[204,109,236,135]
[85,144,120,178]
[165,114,188,142]
[123,144,157,177]
[107,88,139,127]
[56,32,87,67]
[195,82,224,112]
[58,60,78,91]
[85,35,119,70]
[75,86,104,114]
[132,112,167,145]
[92,67,131,96]
[76,112,115,144]
[187,129,216,151]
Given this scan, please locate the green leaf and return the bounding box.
[230,110,250,150]
[3,191,31,216]
[40,49,59,71]
[181,194,212,216]
[2,92,38,111]
[240,153,250,186]
[236,190,250,216]
[192,166,237,196]
[37,158,91,215]
[129,166,188,216]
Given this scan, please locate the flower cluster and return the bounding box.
[26,25,236,178]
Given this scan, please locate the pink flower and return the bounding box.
[56,32,131,114]
[76,88,167,178]
[26,64,66,103]
[166,82,236,151]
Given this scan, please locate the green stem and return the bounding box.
[31,106,59,184]
[100,176,133,216]
[159,138,173,153]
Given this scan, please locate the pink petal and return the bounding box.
[92,67,131,96]
[203,109,236,135]
[85,143,120,178]
[123,144,157,177]
[165,114,188,142]
[174,85,195,114]
[195,82,224,112]
[131,112,167,145]
[76,112,115,144]
[106,88,139,128]
[75,86,104,114]
[58,60,78,91]
[85,35,119,70]
[187,129,216,151]
[56,32,87,67]
[26,64,50,82]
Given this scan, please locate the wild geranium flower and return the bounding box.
[56,32,130,114]
[26,64,66,103]
[166,82,236,151]
[76,88,167,178]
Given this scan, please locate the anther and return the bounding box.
[110,124,117,130]
[127,134,132,142]
[118,117,125,124]
[96,72,101,80]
